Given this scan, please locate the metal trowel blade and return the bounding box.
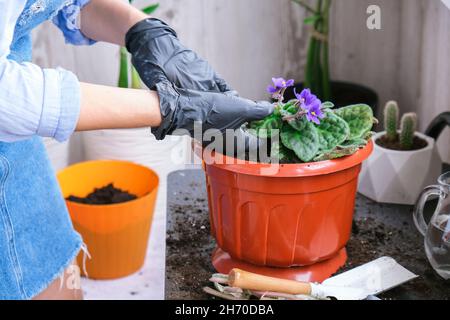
[322,257,418,299]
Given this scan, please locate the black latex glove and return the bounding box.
[152,75,274,140]
[125,18,236,94]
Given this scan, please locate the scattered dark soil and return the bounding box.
[345,216,449,300]
[376,134,428,151]
[166,169,450,300]
[66,183,137,205]
[166,188,214,300]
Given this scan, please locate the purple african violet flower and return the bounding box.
[294,88,317,106]
[295,88,325,124]
[304,101,325,124]
[267,77,295,94]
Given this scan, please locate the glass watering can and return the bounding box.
[414,172,450,279]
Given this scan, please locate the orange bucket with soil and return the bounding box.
[58,160,159,279]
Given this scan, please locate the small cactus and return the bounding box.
[384,101,399,141]
[400,113,417,150]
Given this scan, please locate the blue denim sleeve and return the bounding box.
[52,0,96,45]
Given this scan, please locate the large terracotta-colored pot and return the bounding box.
[201,142,373,279]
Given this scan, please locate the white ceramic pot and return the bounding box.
[82,129,190,176]
[358,131,442,205]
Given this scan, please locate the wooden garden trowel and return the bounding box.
[228,257,418,300]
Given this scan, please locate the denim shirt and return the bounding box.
[0,0,94,143]
[0,0,93,300]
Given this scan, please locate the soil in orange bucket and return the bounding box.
[66,183,137,205]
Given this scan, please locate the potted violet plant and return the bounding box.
[358,101,442,205]
[200,78,376,282]
[286,0,378,113]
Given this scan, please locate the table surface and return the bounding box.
[165,169,450,300]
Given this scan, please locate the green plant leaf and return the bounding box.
[270,141,299,163]
[142,3,159,14]
[363,131,375,140]
[248,114,282,138]
[286,110,316,131]
[321,101,334,109]
[131,67,141,89]
[286,118,303,131]
[315,112,350,152]
[278,100,298,116]
[281,121,319,162]
[314,146,360,162]
[304,15,321,25]
[334,104,374,139]
[277,101,299,124]
[118,47,129,88]
[339,138,368,148]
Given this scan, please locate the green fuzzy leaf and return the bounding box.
[287,117,305,131]
[285,105,308,131]
[285,100,299,112]
[334,104,374,139]
[321,101,334,109]
[142,3,160,14]
[278,100,298,118]
[339,138,368,148]
[362,131,375,141]
[270,141,299,163]
[281,121,319,162]
[314,146,360,162]
[315,112,350,152]
[248,114,282,138]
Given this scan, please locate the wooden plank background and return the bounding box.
[32,0,450,162]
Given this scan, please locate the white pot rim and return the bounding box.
[372,131,435,155]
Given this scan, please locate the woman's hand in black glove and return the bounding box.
[152,76,273,140]
[125,18,236,95]
[125,19,273,141]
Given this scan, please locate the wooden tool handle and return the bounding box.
[228,269,312,295]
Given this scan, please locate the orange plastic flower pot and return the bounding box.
[201,141,373,281]
[58,160,159,280]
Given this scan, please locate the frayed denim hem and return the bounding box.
[25,236,83,300]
